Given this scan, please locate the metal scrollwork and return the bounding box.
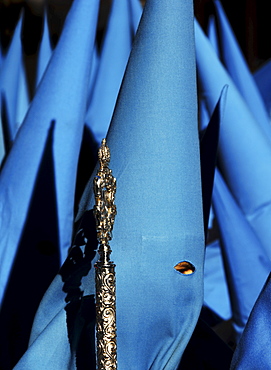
[94,139,117,370]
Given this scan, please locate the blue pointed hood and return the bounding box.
[35,9,53,88]
[15,57,30,131]
[207,14,220,56]
[0,14,23,143]
[128,0,142,31]
[15,0,204,368]
[200,85,227,237]
[200,86,232,321]
[195,19,271,260]
[79,0,204,367]
[0,0,99,305]
[213,0,271,138]
[85,0,141,144]
[213,169,271,339]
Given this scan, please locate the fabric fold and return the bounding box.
[15,0,204,368]
[212,169,271,339]
[0,0,99,305]
[195,19,271,260]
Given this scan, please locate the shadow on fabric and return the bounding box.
[60,209,98,369]
[0,120,60,369]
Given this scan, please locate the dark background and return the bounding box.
[194,0,271,71]
[0,0,270,96]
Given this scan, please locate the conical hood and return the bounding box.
[0,14,23,143]
[128,0,142,31]
[36,9,53,88]
[200,85,227,237]
[213,170,271,339]
[207,14,220,56]
[195,19,271,260]
[15,0,204,368]
[15,56,30,131]
[213,0,271,136]
[85,0,140,143]
[79,0,204,367]
[0,0,99,305]
[200,86,232,321]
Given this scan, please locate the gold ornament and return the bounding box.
[94,139,117,370]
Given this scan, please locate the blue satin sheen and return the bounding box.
[195,20,271,261]
[16,55,29,132]
[213,170,271,339]
[79,0,204,368]
[231,273,271,369]
[0,15,23,145]
[213,0,271,136]
[204,239,232,320]
[35,10,53,88]
[207,14,220,57]
[15,0,204,368]
[254,59,271,115]
[85,0,142,144]
[0,0,99,305]
[201,86,232,321]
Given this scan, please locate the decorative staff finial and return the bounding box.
[94,138,117,370]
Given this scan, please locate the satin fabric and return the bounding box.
[15,0,204,368]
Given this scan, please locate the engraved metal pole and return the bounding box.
[94,139,117,370]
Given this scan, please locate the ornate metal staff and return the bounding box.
[93,139,117,370]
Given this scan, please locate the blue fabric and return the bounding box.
[0,39,3,159]
[200,85,227,237]
[35,9,53,88]
[79,0,204,368]
[207,14,220,56]
[0,0,99,306]
[85,0,141,144]
[86,44,99,110]
[208,205,214,229]
[128,0,142,31]
[13,210,98,370]
[213,0,271,141]
[230,273,271,369]
[0,94,10,157]
[195,19,271,260]
[200,85,231,320]
[0,122,62,369]
[0,14,23,144]
[0,16,29,157]
[0,99,6,164]
[204,239,232,320]
[15,0,204,369]
[212,170,271,339]
[254,59,271,115]
[199,97,210,131]
[15,56,30,131]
